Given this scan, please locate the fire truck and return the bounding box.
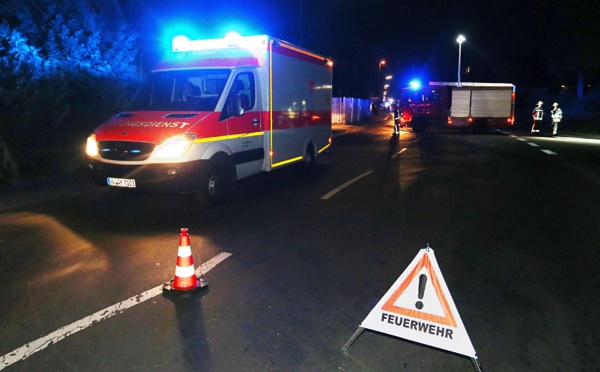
[397,82,515,132]
[86,33,332,201]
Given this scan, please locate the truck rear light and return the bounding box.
[468,117,473,123]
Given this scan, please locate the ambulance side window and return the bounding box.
[220,72,255,121]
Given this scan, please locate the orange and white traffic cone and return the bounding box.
[163,228,207,294]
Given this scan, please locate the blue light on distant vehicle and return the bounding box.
[409,80,421,90]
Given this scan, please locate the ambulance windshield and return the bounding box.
[126,69,231,111]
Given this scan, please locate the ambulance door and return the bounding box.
[220,70,264,179]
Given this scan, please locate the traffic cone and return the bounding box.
[163,228,207,294]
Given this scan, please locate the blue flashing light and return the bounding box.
[409,80,421,90]
[224,31,242,46]
[172,35,190,52]
[168,33,268,53]
[161,22,203,53]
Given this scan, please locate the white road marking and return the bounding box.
[0,252,232,370]
[391,147,407,159]
[541,149,557,155]
[321,170,374,200]
[506,134,559,155]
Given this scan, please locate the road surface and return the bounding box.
[1,116,599,371]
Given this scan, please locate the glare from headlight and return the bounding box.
[154,133,196,159]
[86,134,98,156]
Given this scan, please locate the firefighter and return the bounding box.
[393,105,402,137]
[531,101,544,133]
[550,102,562,136]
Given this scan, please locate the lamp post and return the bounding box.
[378,60,386,99]
[456,35,465,87]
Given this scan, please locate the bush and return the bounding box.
[0,0,139,183]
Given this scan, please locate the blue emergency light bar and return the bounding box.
[171,32,268,52]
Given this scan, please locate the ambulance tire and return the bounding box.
[197,157,234,203]
[303,143,316,169]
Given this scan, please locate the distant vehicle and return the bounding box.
[398,82,515,132]
[85,33,333,202]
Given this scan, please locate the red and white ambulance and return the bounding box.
[86,33,332,201]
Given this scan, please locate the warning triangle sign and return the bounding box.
[360,248,477,358]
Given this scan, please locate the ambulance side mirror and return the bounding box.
[228,95,244,117]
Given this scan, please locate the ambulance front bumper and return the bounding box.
[87,159,207,193]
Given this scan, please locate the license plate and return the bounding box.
[107,177,136,188]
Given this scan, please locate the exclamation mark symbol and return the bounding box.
[415,274,427,310]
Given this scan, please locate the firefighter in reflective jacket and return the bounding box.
[393,106,402,137]
[532,101,544,133]
[550,102,562,136]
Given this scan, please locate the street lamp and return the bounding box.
[456,35,465,86]
[378,60,386,98]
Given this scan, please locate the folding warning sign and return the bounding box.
[359,248,477,358]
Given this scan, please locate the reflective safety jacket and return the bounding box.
[533,106,544,121]
[551,108,563,123]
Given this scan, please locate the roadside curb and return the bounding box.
[0,172,96,211]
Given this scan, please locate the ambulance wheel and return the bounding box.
[197,158,234,203]
[303,144,316,169]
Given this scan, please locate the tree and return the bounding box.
[0,0,139,183]
[548,0,600,99]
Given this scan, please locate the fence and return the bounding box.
[332,97,373,124]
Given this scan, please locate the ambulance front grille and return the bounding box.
[98,141,155,161]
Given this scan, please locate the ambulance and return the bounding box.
[86,32,333,201]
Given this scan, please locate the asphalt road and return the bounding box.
[1,116,600,371]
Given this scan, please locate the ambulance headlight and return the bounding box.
[154,133,196,159]
[86,134,98,156]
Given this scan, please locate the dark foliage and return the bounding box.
[0,0,139,183]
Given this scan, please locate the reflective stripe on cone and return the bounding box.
[171,228,199,291]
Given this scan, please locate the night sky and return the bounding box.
[139,0,598,98]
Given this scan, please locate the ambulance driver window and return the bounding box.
[220,72,255,120]
[234,72,255,111]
